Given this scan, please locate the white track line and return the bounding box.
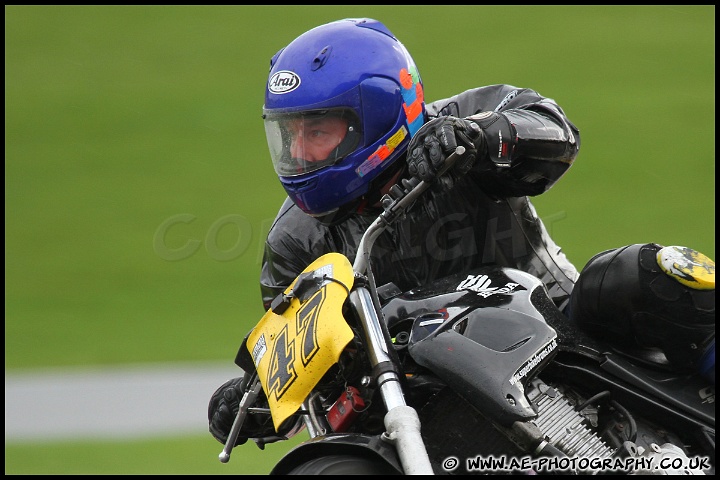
[5,361,244,443]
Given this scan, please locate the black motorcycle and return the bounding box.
[217,147,715,475]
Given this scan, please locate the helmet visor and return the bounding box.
[264,108,362,177]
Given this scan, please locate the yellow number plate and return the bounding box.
[247,253,355,431]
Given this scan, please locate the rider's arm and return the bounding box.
[259,198,336,310]
[260,243,295,311]
[426,85,581,198]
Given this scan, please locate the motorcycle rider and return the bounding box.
[209,17,715,448]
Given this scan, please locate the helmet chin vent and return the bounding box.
[282,177,317,191]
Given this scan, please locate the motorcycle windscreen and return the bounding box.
[247,252,355,431]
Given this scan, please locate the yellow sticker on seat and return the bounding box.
[657,246,715,290]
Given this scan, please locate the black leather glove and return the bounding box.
[208,375,276,446]
[407,116,486,185]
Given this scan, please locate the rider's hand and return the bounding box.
[406,116,486,185]
[208,376,276,446]
[208,376,249,446]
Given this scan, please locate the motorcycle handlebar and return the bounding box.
[353,146,466,275]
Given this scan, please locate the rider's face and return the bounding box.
[288,116,348,162]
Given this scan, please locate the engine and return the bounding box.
[525,377,704,475]
[410,374,703,475]
[526,377,614,460]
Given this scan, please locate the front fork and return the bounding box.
[349,285,435,475]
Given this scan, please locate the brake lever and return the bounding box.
[218,374,262,463]
[434,144,466,178]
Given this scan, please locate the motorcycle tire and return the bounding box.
[285,454,401,475]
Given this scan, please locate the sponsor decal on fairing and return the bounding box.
[456,274,520,298]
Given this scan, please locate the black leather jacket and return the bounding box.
[260,85,581,311]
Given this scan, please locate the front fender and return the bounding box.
[269,433,403,475]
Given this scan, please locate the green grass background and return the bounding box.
[5,5,714,474]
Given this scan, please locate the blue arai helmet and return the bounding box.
[263,18,425,224]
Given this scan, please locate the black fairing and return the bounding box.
[382,266,563,426]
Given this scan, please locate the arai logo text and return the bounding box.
[268,70,301,94]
